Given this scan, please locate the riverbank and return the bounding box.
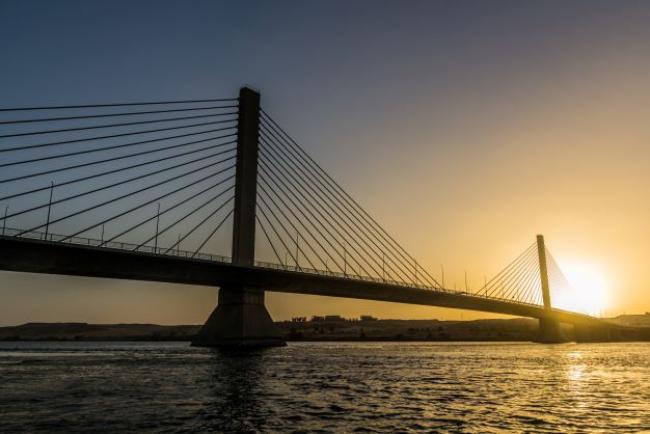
[2,314,648,342]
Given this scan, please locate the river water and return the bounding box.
[1,341,649,433]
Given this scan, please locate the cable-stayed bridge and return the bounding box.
[0,87,632,346]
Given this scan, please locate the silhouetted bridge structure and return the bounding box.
[0,88,636,345]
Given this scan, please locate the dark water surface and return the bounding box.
[1,341,649,433]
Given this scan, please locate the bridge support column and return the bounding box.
[535,235,567,343]
[192,285,284,347]
[192,86,285,348]
[538,317,565,343]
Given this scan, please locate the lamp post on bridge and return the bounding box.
[154,203,160,253]
[2,205,8,236]
[44,181,54,240]
[192,87,285,348]
[295,233,300,271]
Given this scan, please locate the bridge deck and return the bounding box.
[0,236,599,326]
[2,227,462,292]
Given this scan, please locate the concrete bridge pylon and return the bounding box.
[535,234,568,343]
[192,87,285,348]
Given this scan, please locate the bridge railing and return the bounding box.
[255,259,458,294]
[1,227,231,264]
[253,260,544,308]
[254,260,443,290]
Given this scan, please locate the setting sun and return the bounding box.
[552,262,609,316]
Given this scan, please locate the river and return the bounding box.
[1,341,649,433]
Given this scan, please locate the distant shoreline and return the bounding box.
[1,314,648,342]
[0,336,534,343]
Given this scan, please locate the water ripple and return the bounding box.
[1,341,649,432]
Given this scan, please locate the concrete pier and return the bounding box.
[192,285,285,347]
[537,317,567,343]
[192,87,286,347]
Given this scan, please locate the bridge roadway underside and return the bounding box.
[0,237,612,330]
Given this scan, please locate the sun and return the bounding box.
[551,261,609,316]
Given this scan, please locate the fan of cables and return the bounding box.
[0,96,239,261]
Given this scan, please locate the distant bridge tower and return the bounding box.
[192,87,285,347]
[536,234,565,343]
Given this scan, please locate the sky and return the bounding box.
[1,0,650,325]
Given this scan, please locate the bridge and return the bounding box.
[0,87,634,346]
